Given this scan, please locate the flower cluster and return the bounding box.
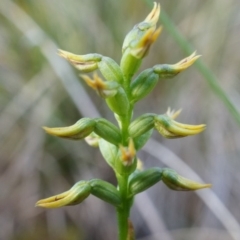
[37,3,210,239]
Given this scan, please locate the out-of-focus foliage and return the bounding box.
[0,0,240,239]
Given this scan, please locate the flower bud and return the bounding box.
[36,181,91,208]
[128,167,162,197]
[154,111,206,139]
[122,2,161,56]
[43,118,95,140]
[94,118,122,145]
[89,179,121,207]
[130,69,159,103]
[120,2,161,79]
[58,49,101,72]
[129,113,156,138]
[162,168,211,191]
[153,52,200,78]
[59,50,123,83]
[81,73,119,98]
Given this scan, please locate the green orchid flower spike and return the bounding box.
[37,2,211,240]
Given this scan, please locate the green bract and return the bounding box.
[37,2,210,240]
[94,118,122,145]
[128,167,162,197]
[89,179,122,207]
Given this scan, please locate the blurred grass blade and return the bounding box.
[0,0,99,118]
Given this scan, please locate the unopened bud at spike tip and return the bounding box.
[144,2,161,25]
[120,2,161,79]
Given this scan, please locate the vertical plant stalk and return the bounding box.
[34,3,211,240]
[117,174,131,240]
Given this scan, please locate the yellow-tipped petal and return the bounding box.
[144,2,161,25]
[168,121,206,136]
[58,49,101,72]
[162,169,212,191]
[130,26,162,59]
[151,26,162,42]
[174,51,201,71]
[81,73,119,98]
[43,118,95,140]
[154,122,178,139]
[155,114,206,138]
[174,121,206,130]
[36,191,76,208]
[80,74,97,89]
[43,126,78,137]
[36,190,70,206]
[58,49,101,62]
[36,181,91,208]
[81,73,106,91]
[176,175,212,190]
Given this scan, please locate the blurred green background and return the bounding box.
[0,0,240,239]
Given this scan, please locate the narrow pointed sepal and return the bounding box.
[43,118,95,140]
[162,168,211,191]
[59,50,123,82]
[154,111,205,139]
[153,52,201,78]
[58,49,101,72]
[81,73,119,98]
[36,181,91,208]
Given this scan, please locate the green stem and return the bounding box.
[116,78,134,239]
[120,105,133,145]
[117,174,131,240]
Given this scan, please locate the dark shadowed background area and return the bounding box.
[0,0,240,239]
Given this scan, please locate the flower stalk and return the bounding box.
[36,2,211,239]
